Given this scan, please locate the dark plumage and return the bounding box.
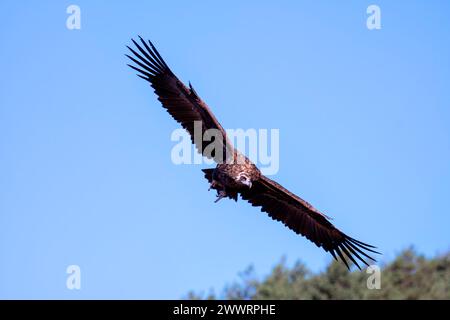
[126,36,380,270]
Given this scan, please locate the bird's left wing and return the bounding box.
[126,37,233,163]
[240,175,379,269]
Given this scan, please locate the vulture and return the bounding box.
[126,36,380,270]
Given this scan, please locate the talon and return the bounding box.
[214,190,227,203]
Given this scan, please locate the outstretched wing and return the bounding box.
[126,36,233,163]
[240,175,380,269]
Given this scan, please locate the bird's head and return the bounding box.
[236,172,252,188]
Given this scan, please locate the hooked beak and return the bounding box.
[243,180,252,188]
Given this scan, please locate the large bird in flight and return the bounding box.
[126,36,379,269]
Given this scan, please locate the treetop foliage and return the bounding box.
[187,248,450,300]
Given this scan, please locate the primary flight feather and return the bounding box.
[126,36,380,270]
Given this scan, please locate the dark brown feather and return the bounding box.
[239,175,380,270]
[126,36,233,163]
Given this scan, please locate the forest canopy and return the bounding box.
[187,248,449,300]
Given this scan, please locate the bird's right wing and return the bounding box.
[126,37,234,163]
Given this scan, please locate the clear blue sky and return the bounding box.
[1,1,449,299]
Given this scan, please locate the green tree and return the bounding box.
[187,248,450,300]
